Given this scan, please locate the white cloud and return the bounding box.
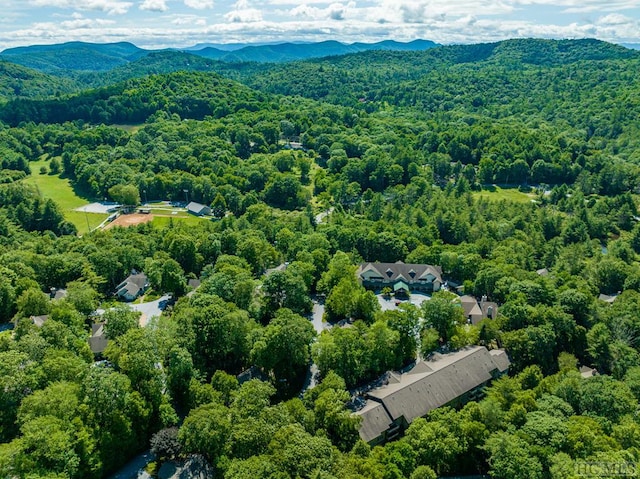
[28,0,133,15]
[509,0,639,13]
[171,14,207,25]
[233,0,251,9]
[290,2,354,21]
[184,0,214,9]
[60,17,116,28]
[596,13,635,26]
[268,0,334,4]
[139,0,168,11]
[328,3,350,20]
[224,1,263,23]
[1,0,639,49]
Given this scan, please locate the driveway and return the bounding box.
[311,299,326,335]
[377,292,431,311]
[130,295,171,327]
[107,450,153,479]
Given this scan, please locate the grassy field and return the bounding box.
[473,185,537,203]
[65,211,110,233]
[24,157,108,234]
[152,215,206,229]
[112,124,143,134]
[24,158,211,233]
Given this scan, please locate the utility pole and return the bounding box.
[183,189,189,205]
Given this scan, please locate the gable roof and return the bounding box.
[357,346,509,443]
[51,288,67,300]
[459,295,483,318]
[480,301,498,319]
[186,202,211,215]
[358,401,394,444]
[358,262,443,284]
[88,322,108,354]
[127,273,148,289]
[116,272,148,299]
[598,293,618,304]
[30,315,49,327]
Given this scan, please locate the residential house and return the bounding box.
[536,268,549,277]
[357,262,443,294]
[459,295,498,325]
[598,293,618,304]
[237,365,269,385]
[115,271,149,302]
[580,365,597,379]
[356,346,510,445]
[29,315,49,327]
[186,202,211,216]
[88,322,108,355]
[50,288,67,300]
[264,263,288,277]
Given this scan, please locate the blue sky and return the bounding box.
[1,0,638,49]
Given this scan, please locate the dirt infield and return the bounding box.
[104,213,154,229]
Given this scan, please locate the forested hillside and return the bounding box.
[1,38,640,479]
[0,61,77,101]
[0,41,148,73]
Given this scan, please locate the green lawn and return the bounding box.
[112,124,143,134]
[24,157,108,234]
[152,215,207,229]
[24,158,212,233]
[473,185,537,204]
[65,211,109,233]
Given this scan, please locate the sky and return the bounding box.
[0,0,638,50]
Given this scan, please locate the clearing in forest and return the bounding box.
[473,185,537,203]
[24,157,108,233]
[104,213,154,229]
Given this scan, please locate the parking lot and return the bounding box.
[377,292,431,311]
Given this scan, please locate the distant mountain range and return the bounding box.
[0,39,439,73]
[191,39,439,63]
[0,37,637,104]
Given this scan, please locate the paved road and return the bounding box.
[311,300,326,335]
[130,295,171,327]
[376,292,431,311]
[107,450,153,479]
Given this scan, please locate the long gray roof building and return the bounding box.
[357,346,510,444]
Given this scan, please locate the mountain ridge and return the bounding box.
[0,39,439,73]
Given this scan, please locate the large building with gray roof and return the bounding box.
[356,346,510,445]
[357,262,443,294]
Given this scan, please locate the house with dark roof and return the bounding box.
[459,295,498,325]
[115,271,149,302]
[186,202,211,216]
[357,262,443,294]
[356,346,510,445]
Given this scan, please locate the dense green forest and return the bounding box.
[1,38,640,479]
